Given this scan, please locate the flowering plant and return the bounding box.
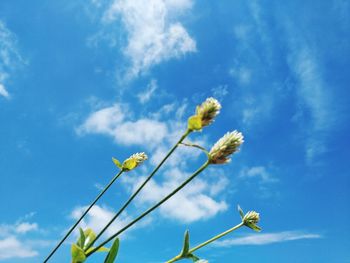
[44,97,261,263]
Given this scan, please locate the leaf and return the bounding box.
[112,157,122,169]
[187,254,200,262]
[180,230,190,256]
[187,115,202,131]
[84,228,96,248]
[238,205,244,220]
[71,244,86,263]
[104,238,120,263]
[85,246,110,254]
[246,223,262,232]
[77,227,86,249]
[122,158,137,171]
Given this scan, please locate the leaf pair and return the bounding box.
[71,228,117,263]
[179,230,207,263]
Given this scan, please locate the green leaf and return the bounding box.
[77,227,86,249]
[122,158,137,171]
[85,246,110,254]
[187,115,202,131]
[104,238,119,263]
[84,228,96,249]
[187,254,200,262]
[246,223,262,232]
[71,243,86,263]
[238,205,244,220]
[112,157,122,169]
[180,230,190,256]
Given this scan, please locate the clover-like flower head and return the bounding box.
[209,131,244,164]
[238,205,261,232]
[188,98,221,131]
[196,97,221,127]
[122,152,148,171]
[112,152,148,171]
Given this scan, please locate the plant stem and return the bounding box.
[86,160,209,257]
[165,222,244,263]
[85,130,191,251]
[188,222,244,253]
[43,170,124,263]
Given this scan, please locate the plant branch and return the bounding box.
[85,129,192,251]
[86,160,210,257]
[43,169,124,262]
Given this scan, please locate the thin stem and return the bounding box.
[43,170,124,263]
[165,222,244,263]
[188,222,244,253]
[85,129,191,251]
[87,160,209,257]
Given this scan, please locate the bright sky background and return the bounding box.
[0,0,349,262]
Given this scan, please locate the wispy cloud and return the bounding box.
[283,19,334,164]
[214,231,322,247]
[138,79,158,104]
[99,0,196,78]
[0,21,23,99]
[239,166,277,183]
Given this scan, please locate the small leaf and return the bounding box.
[71,244,86,263]
[180,230,190,256]
[84,228,96,248]
[77,227,85,249]
[238,205,244,220]
[187,254,200,262]
[104,238,119,263]
[188,115,202,131]
[122,158,137,171]
[85,246,110,254]
[246,223,262,232]
[112,157,122,169]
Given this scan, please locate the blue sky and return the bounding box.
[0,0,349,262]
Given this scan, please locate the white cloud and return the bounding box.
[70,205,150,239]
[77,103,168,148]
[138,79,158,104]
[0,83,9,98]
[239,166,277,183]
[15,222,39,234]
[0,237,38,260]
[123,167,228,223]
[102,0,196,78]
[214,231,322,247]
[0,218,45,261]
[0,21,23,99]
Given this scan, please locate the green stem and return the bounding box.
[43,170,124,263]
[85,130,191,252]
[165,222,244,263]
[87,160,209,257]
[188,222,244,254]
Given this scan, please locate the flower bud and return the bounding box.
[209,131,244,164]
